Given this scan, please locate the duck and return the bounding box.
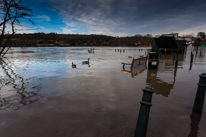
[72,62,76,68]
[82,58,90,64]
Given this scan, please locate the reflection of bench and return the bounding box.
[122,64,147,78]
[122,55,148,69]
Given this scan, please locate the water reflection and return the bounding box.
[0,58,43,110]
[146,68,176,97]
[188,111,202,137]
[189,63,193,71]
[160,54,185,61]
[121,64,147,78]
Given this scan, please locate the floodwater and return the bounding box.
[0,47,206,137]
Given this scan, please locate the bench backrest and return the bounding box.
[130,55,148,69]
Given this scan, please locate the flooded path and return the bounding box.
[0,47,206,137]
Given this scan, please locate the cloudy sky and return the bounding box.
[19,0,206,36]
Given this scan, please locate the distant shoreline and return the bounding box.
[11,45,152,48]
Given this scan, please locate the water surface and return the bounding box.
[0,47,206,137]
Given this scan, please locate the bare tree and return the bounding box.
[0,0,34,57]
[197,32,205,39]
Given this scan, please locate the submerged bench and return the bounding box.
[122,55,148,69]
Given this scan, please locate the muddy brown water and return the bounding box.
[0,47,206,137]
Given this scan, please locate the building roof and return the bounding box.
[154,36,178,49]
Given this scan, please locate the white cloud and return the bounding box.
[36,15,51,22]
[61,27,77,34]
[64,22,76,27]
[177,24,206,36]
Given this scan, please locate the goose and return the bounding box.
[82,58,90,64]
[72,62,76,68]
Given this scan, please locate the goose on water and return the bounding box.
[82,58,90,64]
[72,62,76,68]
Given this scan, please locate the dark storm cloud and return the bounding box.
[41,0,206,36]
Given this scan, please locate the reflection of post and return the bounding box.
[173,68,177,84]
[175,49,179,68]
[189,63,193,71]
[188,111,202,137]
[190,53,194,64]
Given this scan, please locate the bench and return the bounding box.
[122,63,147,78]
[122,55,148,69]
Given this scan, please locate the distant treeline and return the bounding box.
[3,33,154,47]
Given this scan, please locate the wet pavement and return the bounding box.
[0,47,206,137]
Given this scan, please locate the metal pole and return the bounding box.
[196,46,198,54]
[185,45,187,54]
[175,59,178,68]
[134,86,154,137]
[173,53,176,61]
[193,73,206,113]
[177,49,179,59]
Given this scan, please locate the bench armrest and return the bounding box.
[121,62,132,65]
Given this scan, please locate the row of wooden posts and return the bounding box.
[115,49,125,53]
[115,49,144,53]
